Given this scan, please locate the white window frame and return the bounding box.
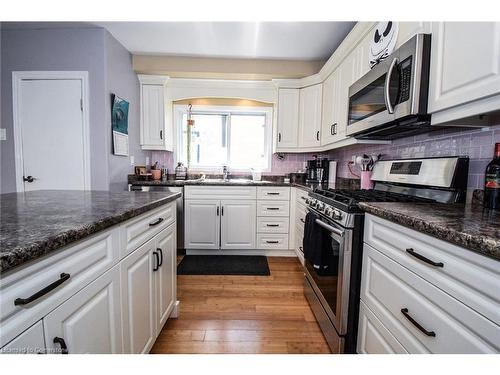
[173,104,273,173]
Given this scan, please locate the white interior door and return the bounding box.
[16,77,88,191]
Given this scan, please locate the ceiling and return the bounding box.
[94,22,356,61]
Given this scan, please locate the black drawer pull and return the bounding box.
[14,273,71,306]
[157,248,163,267]
[299,246,303,252]
[149,217,164,227]
[266,224,280,227]
[300,218,305,223]
[406,248,444,268]
[153,251,160,271]
[267,192,280,195]
[266,207,280,211]
[266,240,280,244]
[401,308,436,337]
[53,337,69,354]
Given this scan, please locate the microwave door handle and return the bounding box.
[315,218,344,238]
[384,57,399,114]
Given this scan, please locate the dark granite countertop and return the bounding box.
[131,179,291,187]
[359,202,500,261]
[0,190,181,273]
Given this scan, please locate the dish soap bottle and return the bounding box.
[175,162,187,180]
[483,143,500,209]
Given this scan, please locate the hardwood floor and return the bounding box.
[150,256,331,354]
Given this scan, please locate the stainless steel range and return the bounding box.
[302,156,469,353]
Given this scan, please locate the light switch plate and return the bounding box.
[0,128,6,141]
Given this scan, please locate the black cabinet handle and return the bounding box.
[14,273,71,306]
[157,248,163,267]
[266,240,279,244]
[278,133,282,142]
[149,217,164,227]
[53,337,69,354]
[267,192,280,195]
[299,246,303,252]
[266,224,280,227]
[266,207,280,211]
[300,218,305,223]
[316,131,320,141]
[23,175,36,183]
[153,251,160,271]
[160,130,163,140]
[405,248,444,268]
[401,308,436,337]
[331,123,337,135]
[221,206,224,216]
[216,206,220,216]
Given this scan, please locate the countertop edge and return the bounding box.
[0,192,181,274]
[358,202,500,261]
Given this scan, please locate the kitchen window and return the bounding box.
[174,105,273,171]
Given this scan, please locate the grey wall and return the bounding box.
[105,31,150,191]
[0,26,149,193]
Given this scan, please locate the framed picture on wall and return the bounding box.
[111,93,129,156]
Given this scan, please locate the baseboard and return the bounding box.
[185,249,297,257]
[170,300,180,319]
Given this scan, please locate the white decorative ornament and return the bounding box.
[369,21,399,68]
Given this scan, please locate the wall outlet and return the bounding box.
[130,156,135,166]
[0,128,6,141]
[146,156,150,166]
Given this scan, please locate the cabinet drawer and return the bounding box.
[257,217,289,234]
[361,243,500,353]
[295,203,307,229]
[364,214,500,326]
[294,187,309,207]
[257,186,290,200]
[185,186,256,200]
[120,202,175,258]
[357,301,407,354]
[257,233,289,250]
[0,228,119,347]
[257,201,290,217]
[0,321,45,354]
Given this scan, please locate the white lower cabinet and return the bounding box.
[0,321,45,354]
[184,199,220,249]
[43,264,123,354]
[220,200,257,250]
[120,238,156,354]
[358,215,500,354]
[155,225,176,332]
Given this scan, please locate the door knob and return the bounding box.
[23,175,36,183]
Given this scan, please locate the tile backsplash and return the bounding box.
[151,122,500,190]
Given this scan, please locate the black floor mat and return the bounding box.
[177,255,270,276]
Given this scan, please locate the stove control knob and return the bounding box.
[324,207,333,217]
[333,210,343,220]
[317,202,325,211]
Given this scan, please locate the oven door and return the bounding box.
[304,214,352,335]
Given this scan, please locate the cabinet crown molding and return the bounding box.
[138,74,170,85]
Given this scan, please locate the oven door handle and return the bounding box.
[315,218,344,237]
[384,57,399,114]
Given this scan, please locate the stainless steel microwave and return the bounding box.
[346,34,432,139]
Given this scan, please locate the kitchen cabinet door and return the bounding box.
[336,53,358,139]
[321,69,343,146]
[184,200,220,250]
[1,321,45,354]
[220,200,256,250]
[120,239,156,354]
[428,22,500,119]
[299,84,323,148]
[155,224,176,334]
[276,88,300,150]
[43,264,122,354]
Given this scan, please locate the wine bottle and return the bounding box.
[483,143,500,209]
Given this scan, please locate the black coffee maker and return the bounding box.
[306,156,329,183]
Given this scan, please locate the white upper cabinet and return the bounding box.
[299,84,323,148]
[428,22,500,124]
[321,69,343,146]
[276,88,300,150]
[138,75,173,151]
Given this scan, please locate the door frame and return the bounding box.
[12,71,91,192]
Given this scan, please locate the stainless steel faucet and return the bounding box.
[222,165,229,181]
